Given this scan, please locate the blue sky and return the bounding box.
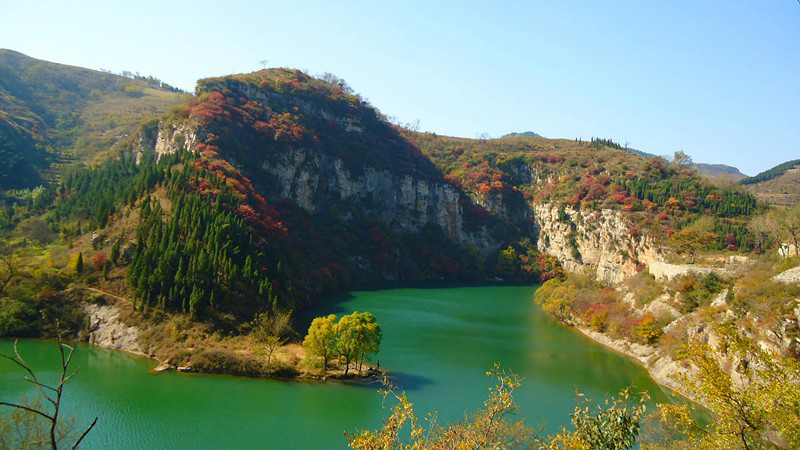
[2,1,798,174]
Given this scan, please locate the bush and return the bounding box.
[190,349,264,376]
[0,297,37,336]
[92,252,107,270]
[636,315,662,345]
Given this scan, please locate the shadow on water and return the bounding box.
[340,370,435,392]
[386,371,435,391]
[297,280,533,331]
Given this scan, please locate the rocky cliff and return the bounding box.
[130,75,542,259]
[533,203,663,283]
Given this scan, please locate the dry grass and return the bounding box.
[745,164,800,207]
[71,88,188,164]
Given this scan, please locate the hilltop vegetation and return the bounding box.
[741,159,800,185]
[410,131,760,252]
[742,159,800,207]
[0,49,187,188]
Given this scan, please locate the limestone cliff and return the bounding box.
[130,75,540,258]
[533,203,663,283]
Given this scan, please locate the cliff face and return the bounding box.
[137,122,665,282]
[141,120,533,255]
[130,73,681,286]
[130,75,542,259]
[258,148,470,242]
[533,203,663,283]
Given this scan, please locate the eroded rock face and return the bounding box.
[533,203,662,283]
[258,148,469,242]
[774,265,800,284]
[130,121,202,163]
[84,302,143,355]
[137,119,534,256]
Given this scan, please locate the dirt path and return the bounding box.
[83,286,134,306]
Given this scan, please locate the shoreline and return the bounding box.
[80,294,385,384]
[568,322,704,407]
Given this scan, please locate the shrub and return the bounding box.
[92,252,107,270]
[190,349,264,376]
[636,315,662,345]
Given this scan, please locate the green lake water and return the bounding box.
[0,284,679,449]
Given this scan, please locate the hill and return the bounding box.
[0,49,188,188]
[8,65,761,317]
[742,159,800,206]
[617,146,747,182]
[691,162,746,181]
[501,131,542,138]
[0,60,769,377]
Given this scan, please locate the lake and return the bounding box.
[0,284,678,449]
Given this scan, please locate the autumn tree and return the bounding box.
[251,309,292,365]
[636,315,662,345]
[495,246,518,280]
[91,252,106,271]
[335,312,381,375]
[0,251,25,298]
[535,278,576,325]
[346,365,531,450]
[303,314,338,373]
[672,151,693,168]
[670,217,717,263]
[748,212,781,254]
[655,323,800,450]
[776,203,800,257]
[543,388,648,450]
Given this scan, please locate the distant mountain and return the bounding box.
[0,49,187,188]
[618,146,747,182]
[742,159,800,206]
[501,131,542,138]
[691,163,746,180]
[622,147,657,159]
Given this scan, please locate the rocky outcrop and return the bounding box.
[258,148,502,247]
[648,261,727,282]
[84,302,143,356]
[534,204,662,283]
[137,121,529,255]
[131,121,202,163]
[774,265,800,284]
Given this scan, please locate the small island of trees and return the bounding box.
[303,311,382,376]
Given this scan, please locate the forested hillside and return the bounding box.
[0,56,779,383]
[742,159,800,206]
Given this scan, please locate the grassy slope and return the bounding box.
[744,163,800,207]
[0,49,188,187]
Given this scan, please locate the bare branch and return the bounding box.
[0,401,55,420]
[70,417,98,450]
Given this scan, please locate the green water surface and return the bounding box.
[0,284,678,449]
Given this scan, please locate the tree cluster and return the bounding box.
[740,159,800,185]
[302,311,381,375]
[128,188,278,319]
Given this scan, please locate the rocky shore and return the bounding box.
[81,298,384,384]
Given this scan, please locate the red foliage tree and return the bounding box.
[92,252,107,270]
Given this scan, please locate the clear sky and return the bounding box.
[2,1,798,174]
